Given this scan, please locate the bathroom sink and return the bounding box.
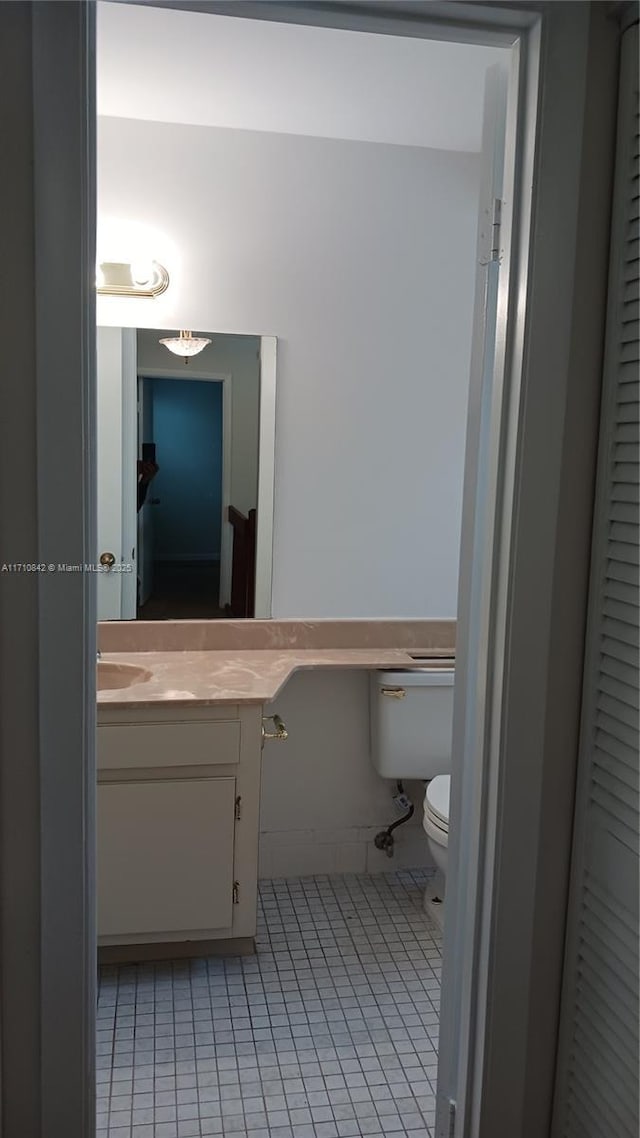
[97,661,153,691]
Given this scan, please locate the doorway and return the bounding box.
[8,3,620,1138]
[137,376,226,619]
[94,9,516,1138]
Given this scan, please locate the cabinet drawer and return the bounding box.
[98,719,241,771]
[97,777,236,937]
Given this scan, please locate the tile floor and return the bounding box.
[97,869,441,1138]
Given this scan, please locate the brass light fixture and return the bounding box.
[96,259,170,298]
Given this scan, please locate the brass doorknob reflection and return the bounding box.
[99,551,116,569]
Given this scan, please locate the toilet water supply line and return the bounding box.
[374,781,415,857]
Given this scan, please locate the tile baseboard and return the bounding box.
[259,825,436,879]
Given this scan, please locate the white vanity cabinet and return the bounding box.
[97,703,264,956]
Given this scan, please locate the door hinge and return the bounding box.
[235,795,242,821]
[232,881,240,905]
[489,197,502,262]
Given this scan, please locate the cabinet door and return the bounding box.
[98,777,236,937]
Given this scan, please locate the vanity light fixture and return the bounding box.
[96,259,170,298]
[159,330,212,363]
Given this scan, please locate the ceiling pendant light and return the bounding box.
[159,329,212,364]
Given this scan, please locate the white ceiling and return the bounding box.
[97,3,505,152]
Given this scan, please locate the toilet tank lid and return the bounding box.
[426,775,451,824]
[375,667,454,687]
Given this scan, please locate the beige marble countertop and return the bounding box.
[97,647,455,709]
[98,618,455,655]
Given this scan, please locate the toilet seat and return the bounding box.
[423,775,450,887]
[423,775,450,851]
[423,808,449,848]
[425,775,450,828]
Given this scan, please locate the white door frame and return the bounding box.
[120,329,138,618]
[439,53,512,1138]
[96,326,126,620]
[0,3,97,1134]
[255,336,277,619]
[3,3,619,1136]
[137,367,233,609]
[96,326,137,620]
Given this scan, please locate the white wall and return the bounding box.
[97,3,504,153]
[261,670,433,877]
[137,331,261,517]
[97,117,479,618]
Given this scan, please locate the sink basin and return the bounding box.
[97,661,153,691]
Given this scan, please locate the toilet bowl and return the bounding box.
[423,774,450,878]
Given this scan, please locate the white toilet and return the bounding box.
[423,774,451,876]
[370,664,454,902]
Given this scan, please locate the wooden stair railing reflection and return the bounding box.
[226,506,256,618]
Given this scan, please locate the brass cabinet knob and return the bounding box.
[99,551,116,569]
[262,714,289,744]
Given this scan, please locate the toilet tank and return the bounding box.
[369,665,455,780]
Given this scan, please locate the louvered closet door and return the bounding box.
[551,22,639,1138]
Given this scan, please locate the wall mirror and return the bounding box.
[97,326,276,621]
